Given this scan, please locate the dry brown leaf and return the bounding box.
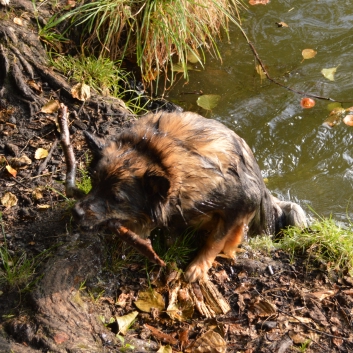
[8,155,32,169]
[192,330,226,353]
[1,192,18,208]
[32,187,44,200]
[35,148,49,160]
[252,299,277,316]
[27,80,42,94]
[41,100,60,114]
[144,324,178,345]
[71,82,91,101]
[309,289,337,301]
[5,165,17,177]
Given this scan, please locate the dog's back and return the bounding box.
[74,111,307,282]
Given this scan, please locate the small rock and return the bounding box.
[5,143,19,156]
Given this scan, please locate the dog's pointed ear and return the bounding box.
[84,131,105,156]
[144,173,170,200]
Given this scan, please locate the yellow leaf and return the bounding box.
[5,165,17,177]
[35,148,49,160]
[71,82,91,101]
[13,17,23,26]
[116,311,138,335]
[321,66,339,81]
[134,290,165,312]
[41,100,60,114]
[1,192,18,208]
[302,49,317,60]
[37,204,51,209]
[157,345,172,353]
[256,64,266,79]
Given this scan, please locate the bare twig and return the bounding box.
[107,220,166,267]
[57,103,85,199]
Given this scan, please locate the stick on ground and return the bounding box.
[107,220,166,267]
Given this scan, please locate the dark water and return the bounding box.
[165,0,353,222]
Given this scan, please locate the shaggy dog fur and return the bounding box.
[73,111,307,282]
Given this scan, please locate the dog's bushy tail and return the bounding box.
[271,195,308,233]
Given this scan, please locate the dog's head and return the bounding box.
[72,131,171,235]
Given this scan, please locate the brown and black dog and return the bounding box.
[73,111,307,282]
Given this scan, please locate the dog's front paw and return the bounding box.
[184,260,211,283]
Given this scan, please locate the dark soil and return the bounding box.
[0,1,353,352]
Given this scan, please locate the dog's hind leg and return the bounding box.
[184,212,255,282]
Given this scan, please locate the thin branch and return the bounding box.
[57,103,85,199]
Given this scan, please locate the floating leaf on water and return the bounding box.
[343,115,353,126]
[187,50,200,64]
[35,148,49,160]
[171,62,195,73]
[1,192,18,208]
[300,97,315,109]
[197,94,221,110]
[327,102,342,111]
[41,100,60,114]
[276,22,288,27]
[323,108,345,128]
[116,311,138,335]
[321,66,339,81]
[71,82,91,101]
[301,49,317,60]
[249,0,270,5]
[256,64,267,79]
[134,290,165,312]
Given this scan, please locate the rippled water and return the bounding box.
[165,0,353,222]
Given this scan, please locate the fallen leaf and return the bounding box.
[116,311,138,335]
[197,94,221,110]
[37,204,51,209]
[321,66,339,81]
[13,17,23,26]
[71,82,91,101]
[144,324,178,345]
[1,192,18,208]
[309,289,337,301]
[327,102,342,111]
[323,107,345,128]
[157,345,172,353]
[27,80,42,94]
[41,100,60,114]
[35,148,49,160]
[8,155,32,169]
[134,290,165,312]
[249,0,270,5]
[172,62,196,73]
[187,50,200,64]
[302,49,317,60]
[343,114,353,126]
[32,187,44,200]
[5,165,17,177]
[192,330,226,353]
[276,22,288,27]
[300,97,315,109]
[256,64,267,80]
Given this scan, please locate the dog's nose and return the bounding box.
[72,204,85,221]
